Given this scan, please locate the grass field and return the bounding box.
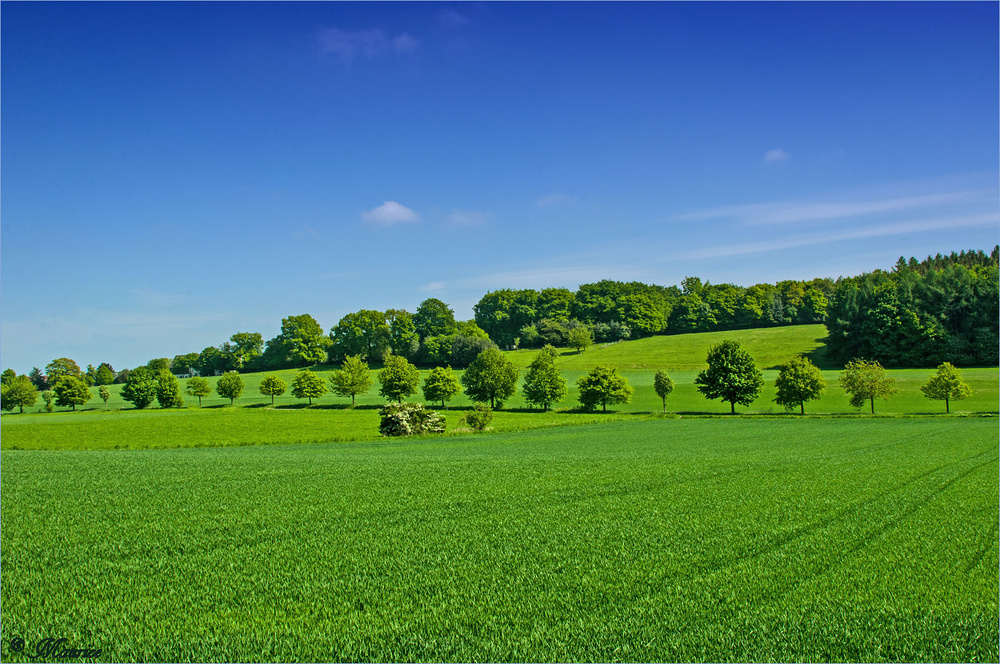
[2,418,996,662]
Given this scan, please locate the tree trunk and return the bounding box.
[730,401,735,415]
[271,394,275,405]
[945,398,950,414]
[602,402,606,412]
[870,397,874,414]
[662,399,666,413]
[800,402,804,415]
[353,394,356,406]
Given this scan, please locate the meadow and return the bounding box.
[1,418,996,662]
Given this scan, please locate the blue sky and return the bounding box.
[2,1,997,373]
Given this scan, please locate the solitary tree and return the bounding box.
[694,340,763,414]
[291,370,326,405]
[330,355,373,405]
[461,347,519,409]
[840,358,897,414]
[774,356,826,415]
[567,327,593,353]
[1,375,38,414]
[522,350,566,412]
[577,365,633,412]
[259,375,288,405]
[185,376,212,406]
[378,355,420,403]
[920,362,972,413]
[53,376,91,411]
[121,367,158,409]
[99,385,111,409]
[422,366,461,408]
[216,371,245,406]
[156,370,184,408]
[653,370,675,413]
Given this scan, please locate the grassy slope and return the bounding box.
[2,418,996,662]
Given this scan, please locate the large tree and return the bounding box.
[53,376,91,411]
[839,358,897,414]
[121,368,158,409]
[216,371,245,405]
[522,350,566,412]
[694,340,764,414]
[577,365,633,412]
[291,370,326,405]
[920,362,972,413]
[330,355,373,405]
[1,375,38,414]
[774,356,827,415]
[259,375,288,405]
[414,298,457,339]
[267,314,332,368]
[225,332,264,370]
[378,355,420,403]
[385,309,419,358]
[422,366,461,408]
[329,310,391,362]
[461,347,519,409]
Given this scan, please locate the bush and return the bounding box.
[461,403,494,431]
[378,402,446,437]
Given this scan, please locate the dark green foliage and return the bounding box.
[171,353,200,375]
[461,347,519,409]
[194,345,231,375]
[329,310,392,363]
[414,298,457,339]
[121,368,158,410]
[263,314,332,369]
[216,371,245,405]
[422,366,461,407]
[258,375,288,405]
[653,370,674,413]
[53,376,91,411]
[920,362,973,413]
[450,335,498,368]
[330,355,372,405]
[474,289,539,347]
[378,356,420,403]
[378,402,445,436]
[774,356,826,414]
[1,375,37,413]
[695,340,764,414]
[568,326,592,353]
[155,370,184,408]
[225,332,264,370]
[840,359,898,414]
[146,358,171,374]
[185,377,212,406]
[94,363,116,386]
[522,350,567,411]
[28,367,48,391]
[461,403,494,431]
[577,365,633,412]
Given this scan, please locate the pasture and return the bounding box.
[2,417,996,662]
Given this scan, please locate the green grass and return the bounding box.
[2,417,996,662]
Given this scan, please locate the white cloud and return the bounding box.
[536,193,579,208]
[764,148,790,163]
[439,9,470,28]
[420,281,446,292]
[446,209,490,227]
[318,28,420,61]
[362,201,420,225]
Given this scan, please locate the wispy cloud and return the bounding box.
[438,9,470,28]
[362,201,420,225]
[420,281,446,292]
[536,193,578,208]
[318,28,420,61]
[764,148,790,163]
[446,209,491,227]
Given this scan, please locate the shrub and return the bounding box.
[461,403,494,431]
[378,402,446,437]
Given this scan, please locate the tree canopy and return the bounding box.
[185,376,211,406]
[694,340,764,414]
[1,375,38,414]
[577,365,633,412]
[653,370,674,413]
[840,358,898,414]
[920,362,973,413]
[773,356,826,414]
[216,371,245,405]
[330,355,373,405]
[522,350,566,412]
[54,376,91,411]
[259,375,288,405]
[461,347,519,409]
[121,368,158,410]
[290,370,326,405]
[378,356,420,403]
[155,370,184,408]
[422,366,461,408]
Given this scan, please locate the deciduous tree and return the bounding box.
[840,358,898,414]
[920,362,972,413]
[422,366,461,408]
[415,298,457,339]
[522,350,566,412]
[461,347,519,409]
[45,358,82,385]
[330,355,373,405]
[774,356,826,415]
[694,340,763,414]
[122,368,158,409]
[54,376,91,411]
[185,376,212,406]
[654,370,674,413]
[577,365,633,412]
[216,371,245,405]
[291,370,326,405]
[1,375,38,413]
[99,385,111,409]
[259,375,288,405]
[156,370,184,408]
[378,355,420,403]
[568,327,592,353]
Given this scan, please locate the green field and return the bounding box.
[2,418,996,662]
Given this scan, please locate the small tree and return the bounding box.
[461,403,494,431]
[774,356,826,415]
[840,358,898,414]
[330,355,373,405]
[42,390,55,412]
[1,375,38,414]
[53,376,91,411]
[694,340,763,414]
[122,367,158,410]
[156,370,184,408]
[186,376,212,406]
[920,362,972,413]
[522,350,566,412]
[291,370,326,405]
[99,385,111,409]
[378,355,420,403]
[461,347,519,409]
[216,371,245,406]
[259,375,288,405]
[577,365,634,412]
[568,327,592,353]
[422,366,461,408]
[653,370,674,413]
